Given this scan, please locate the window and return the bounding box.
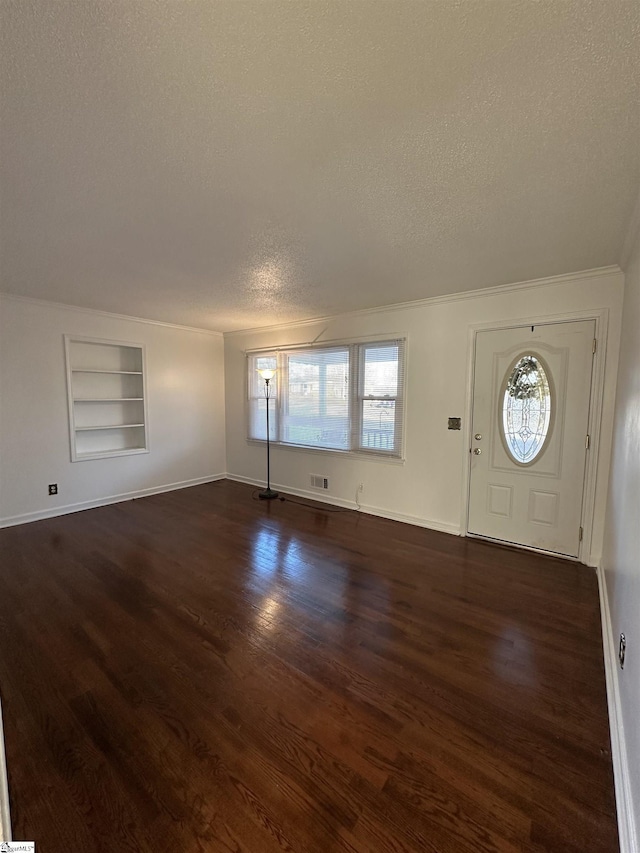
[283,347,350,450]
[358,342,403,453]
[501,354,551,464]
[248,354,278,441]
[248,339,405,458]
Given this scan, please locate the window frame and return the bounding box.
[281,345,352,451]
[355,340,405,457]
[246,338,406,460]
[247,353,279,442]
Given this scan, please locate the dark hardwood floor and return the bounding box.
[0,480,618,852]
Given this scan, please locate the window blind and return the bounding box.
[283,347,350,450]
[357,341,404,455]
[248,354,278,441]
[248,339,405,458]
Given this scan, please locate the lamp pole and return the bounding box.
[258,371,278,500]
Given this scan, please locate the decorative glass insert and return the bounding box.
[502,355,551,463]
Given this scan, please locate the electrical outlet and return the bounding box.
[619,633,626,669]
[48,483,58,496]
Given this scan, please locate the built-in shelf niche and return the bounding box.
[64,336,149,461]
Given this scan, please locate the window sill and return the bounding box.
[246,439,405,465]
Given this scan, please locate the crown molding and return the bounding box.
[223,265,622,338]
[620,189,640,271]
[1,265,622,339]
[0,292,224,337]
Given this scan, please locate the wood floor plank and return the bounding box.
[0,480,618,852]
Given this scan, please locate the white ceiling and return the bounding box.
[1,1,639,333]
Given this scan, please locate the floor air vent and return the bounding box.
[310,474,329,490]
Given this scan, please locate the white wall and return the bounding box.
[225,268,623,564]
[601,194,640,850]
[0,295,226,525]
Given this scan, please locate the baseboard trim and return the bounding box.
[226,474,461,536]
[597,564,638,853]
[226,474,357,510]
[0,474,227,529]
[356,502,460,535]
[0,696,11,843]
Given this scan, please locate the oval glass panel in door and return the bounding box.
[502,355,551,464]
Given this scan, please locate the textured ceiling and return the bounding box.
[1,1,639,332]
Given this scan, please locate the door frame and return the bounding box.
[460,308,611,564]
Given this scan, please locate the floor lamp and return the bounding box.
[257,368,279,500]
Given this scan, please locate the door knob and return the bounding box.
[474,433,482,441]
[473,448,482,455]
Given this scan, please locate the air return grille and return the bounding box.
[310,475,329,490]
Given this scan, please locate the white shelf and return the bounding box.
[75,423,145,431]
[75,447,149,461]
[71,369,143,375]
[71,367,142,376]
[73,397,144,402]
[65,336,148,462]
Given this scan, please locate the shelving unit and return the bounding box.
[64,336,149,461]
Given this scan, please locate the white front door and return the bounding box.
[468,320,595,558]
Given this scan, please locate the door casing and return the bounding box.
[461,308,611,564]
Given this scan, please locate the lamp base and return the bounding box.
[258,488,279,500]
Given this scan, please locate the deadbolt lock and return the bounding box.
[474,433,482,441]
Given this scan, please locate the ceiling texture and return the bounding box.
[1,0,639,332]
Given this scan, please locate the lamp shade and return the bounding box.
[258,368,276,381]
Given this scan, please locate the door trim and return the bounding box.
[465,530,580,561]
[0,695,11,843]
[597,564,639,853]
[461,308,610,564]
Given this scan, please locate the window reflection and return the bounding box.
[249,525,309,581]
[249,524,313,638]
[492,625,537,687]
[256,594,281,636]
[250,526,282,577]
